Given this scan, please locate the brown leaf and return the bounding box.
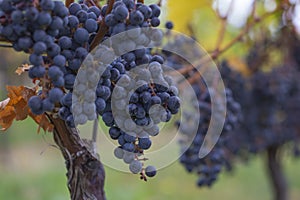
[29,113,54,133]
[0,85,53,132]
[0,106,16,131]
[0,98,10,110]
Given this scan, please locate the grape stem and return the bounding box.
[211,4,279,59]
[92,117,99,153]
[65,0,74,7]
[90,0,115,51]
[178,5,282,86]
[267,146,288,200]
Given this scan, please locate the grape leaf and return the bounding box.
[0,85,53,132]
[0,105,16,131]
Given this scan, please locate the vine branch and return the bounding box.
[267,146,288,200]
[47,115,106,200]
[90,0,115,51]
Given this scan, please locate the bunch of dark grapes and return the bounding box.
[0,0,101,127]
[0,0,181,179]
[221,62,300,155]
[177,79,242,187]
[161,34,242,187]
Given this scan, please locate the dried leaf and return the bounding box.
[30,113,54,133]
[0,106,16,131]
[0,98,10,110]
[0,85,53,132]
[15,64,32,76]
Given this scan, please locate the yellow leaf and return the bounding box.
[166,0,210,35]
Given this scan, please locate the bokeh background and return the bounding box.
[0,0,300,199]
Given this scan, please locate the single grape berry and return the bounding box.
[145,165,157,177]
[129,160,143,174]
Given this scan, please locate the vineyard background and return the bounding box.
[1,0,300,199]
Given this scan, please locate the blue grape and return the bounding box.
[129,10,144,25]
[28,66,46,78]
[113,5,129,21]
[165,21,174,29]
[145,165,157,177]
[123,143,135,152]
[42,98,55,112]
[75,47,88,60]
[84,18,98,33]
[76,10,88,23]
[53,55,66,67]
[68,3,81,15]
[124,133,136,143]
[109,127,121,140]
[48,88,64,103]
[68,59,81,71]
[18,37,33,50]
[88,6,101,17]
[61,92,72,107]
[114,147,124,159]
[64,74,76,89]
[47,43,61,58]
[37,11,52,26]
[33,42,47,55]
[138,5,152,20]
[102,112,114,126]
[138,137,152,150]
[53,77,65,87]
[11,10,23,23]
[129,160,143,174]
[150,17,160,27]
[53,1,69,18]
[25,7,39,21]
[48,66,64,80]
[149,4,161,18]
[28,96,43,115]
[50,16,64,30]
[105,14,118,27]
[118,134,126,146]
[30,54,44,66]
[74,28,89,44]
[68,15,80,28]
[40,0,55,11]
[96,97,106,113]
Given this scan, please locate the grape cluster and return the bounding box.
[76,1,179,178]
[178,80,242,187]
[106,58,180,178]
[0,0,101,125]
[0,0,181,179]
[221,62,300,154]
[161,34,242,187]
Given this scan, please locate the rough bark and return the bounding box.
[267,146,288,200]
[49,116,106,200]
